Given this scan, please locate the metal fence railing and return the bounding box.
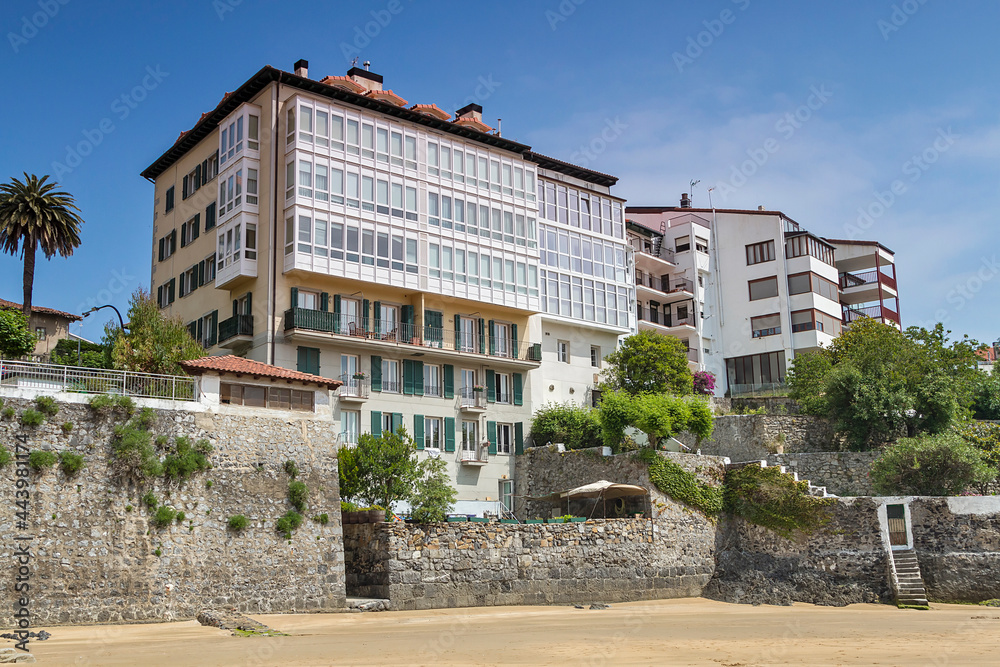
[0,359,198,401]
[727,382,789,398]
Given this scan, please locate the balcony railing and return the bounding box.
[218,313,253,344]
[728,382,789,398]
[665,314,696,328]
[0,359,197,401]
[634,240,676,263]
[283,308,542,362]
[839,270,897,291]
[635,273,694,296]
[843,304,900,325]
[459,387,487,409]
[460,444,489,465]
[338,374,370,400]
[686,347,699,363]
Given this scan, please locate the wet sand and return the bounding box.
[16,598,1000,666]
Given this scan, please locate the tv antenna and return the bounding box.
[351,57,359,67]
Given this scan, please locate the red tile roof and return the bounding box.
[367,89,408,106]
[320,75,366,93]
[410,103,451,120]
[179,355,342,388]
[452,116,493,133]
[0,299,81,321]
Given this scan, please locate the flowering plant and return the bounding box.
[693,370,716,396]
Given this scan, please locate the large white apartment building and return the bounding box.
[627,195,899,397]
[141,60,630,515]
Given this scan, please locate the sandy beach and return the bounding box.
[12,598,1000,666]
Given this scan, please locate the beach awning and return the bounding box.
[532,480,648,503]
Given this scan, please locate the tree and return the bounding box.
[955,421,1000,494]
[788,319,976,450]
[972,371,1000,420]
[602,330,693,395]
[529,402,602,449]
[0,174,84,318]
[410,458,457,523]
[49,337,109,369]
[338,427,423,512]
[598,390,713,451]
[0,308,36,358]
[104,289,205,375]
[870,432,996,496]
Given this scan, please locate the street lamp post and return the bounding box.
[82,304,128,333]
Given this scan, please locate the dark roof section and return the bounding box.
[179,355,342,389]
[141,66,620,188]
[822,238,896,255]
[0,298,81,321]
[625,206,802,230]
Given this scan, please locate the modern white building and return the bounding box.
[141,60,628,515]
[627,195,899,396]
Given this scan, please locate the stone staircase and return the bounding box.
[889,549,929,607]
[727,460,836,498]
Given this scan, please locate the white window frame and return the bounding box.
[497,422,512,455]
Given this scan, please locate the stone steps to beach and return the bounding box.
[726,460,836,498]
[890,549,928,607]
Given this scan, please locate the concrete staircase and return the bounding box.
[889,549,929,607]
[727,460,836,498]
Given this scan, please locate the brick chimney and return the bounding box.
[294,59,308,78]
[455,103,484,123]
[348,65,383,93]
[680,193,691,208]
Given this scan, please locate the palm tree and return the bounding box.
[0,173,84,318]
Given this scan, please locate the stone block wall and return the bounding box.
[344,518,715,611]
[679,414,837,461]
[0,396,346,626]
[343,522,390,599]
[768,452,879,497]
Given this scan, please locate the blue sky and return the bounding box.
[1,0,997,346]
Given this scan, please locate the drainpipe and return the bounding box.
[268,80,280,365]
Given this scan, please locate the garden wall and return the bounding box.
[678,414,837,461]
[0,396,346,626]
[768,452,879,497]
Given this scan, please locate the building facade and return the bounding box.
[627,196,899,396]
[141,60,627,515]
[0,298,81,360]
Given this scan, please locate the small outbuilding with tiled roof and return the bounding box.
[0,298,81,360]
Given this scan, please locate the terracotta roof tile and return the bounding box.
[320,75,366,93]
[452,116,493,133]
[0,299,81,321]
[410,103,451,120]
[366,89,408,106]
[179,355,342,388]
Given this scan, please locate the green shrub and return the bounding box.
[142,491,158,510]
[61,421,74,434]
[724,464,833,539]
[162,436,211,480]
[284,459,299,478]
[312,513,329,525]
[115,395,136,415]
[28,450,58,471]
[341,500,359,513]
[134,407,156,430]
[59,451,85,476]
[530,402,602,450]
[955,421,1000,493]
[640,449,723,516]
[109,421,161,481]
[152,506,177,528]
[195,439,212,455]
[288,480,308,512]
[20,409,44,427]
[871,433,996,496]
[154,435,169,448]
[410,458,457,523]
[175,511,186,523]
[34,396,59,417]
[153,548,162,557]
[0,444,11,468]
[1,407,14,421]
[228,514,249,532]
[205,480,213,489]
[125,504,134,512]
[87,394,114,413]
[275,510,303,538]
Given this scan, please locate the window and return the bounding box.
[696,237,709,253]
[496,373,511,404]
[156,278,175,307]
[460,368,476,401]
[221,383,314,412]
[485,422,508,457]
[746,240,775,265]
[424,417,442,450]
[179,264,200,297]
[785,234,836,266]
[34,327,46,341]
[297,289,319,310]
[202,151,219,184]
[164,186,174,213]
[192,311,216,348]
[424,364,441,397]
[725,352,786,391]
[182,164,201,200]
[158,229,177,261]
[674,235,689,253]
[381,359,400,393]
[791,309,843,337]
[500,479,514,512]
[462,420,478,452]
[749,276,779,301]
[204,202,217,232]
[751,313,782,338]
[459,317,478,353]
[341,410,361,445]
[557,340,569,363]
[787,272,839,301]
[180,215,200,247]
[591,345,601,368]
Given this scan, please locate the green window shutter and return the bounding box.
[392,412,403,433]
[245,291,252,314]
[486,369,496,403]
[443,364,454,399]
[478,318,486,354]
[197,261,205,288]
[158,238,165,262]
[402,305,414,338]
[290,287,299,309]
[192,214,200,240]
[232,299,239,317]
[444,417,456,452]
[487,421,497,455]
[320,292,329,311]
[373,301,381,332]
[362,299,370,332]
[403,359,414,395]
[371,411,382,437]
[371,355,382,392]
[297,347,319,375]
[414,361,424,396]
[208,310,218,346]
[187,322,197,338]
[488,320,496,355]
[196,318,203,342]
[513,373,523,406]
[414,415,425,450]
[515,422,524,455]
[332,294,342,333]
[454,314,461,349]
[511,323,518,358]
[157,285,163,306]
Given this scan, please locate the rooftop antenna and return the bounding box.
[363,60,371,71]
[496,118,502,137]
[689,179,701,204]
[350,57,359,68]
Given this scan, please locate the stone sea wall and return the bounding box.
[0,397,345,626]
[768,452,879,497]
